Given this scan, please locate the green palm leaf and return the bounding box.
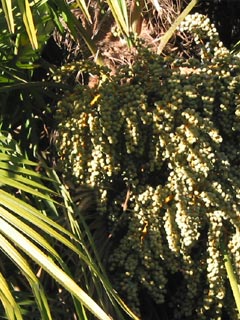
[107,0,129,37]
[157,0,198,54]
[0,234,52,320]
[0,218,112,320]
[0,271,23,320]
[17,0,38,50]
[0,131,113,319]
[74,0,92,23]
[1,0,14,33]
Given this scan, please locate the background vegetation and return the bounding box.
[0,0,239,319]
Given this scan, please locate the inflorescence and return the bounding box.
[55,14,240,319]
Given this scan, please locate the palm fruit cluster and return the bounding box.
[54,13,240,320]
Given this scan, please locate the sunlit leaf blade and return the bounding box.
[0,270,23,320]
[0,218,112,320]
[17,0,38,50]
[49,0,98,58]
[1,0,15,33]
[53,171,140,320]
[0,162,53,181]
[0,192,118,314]
[0,189,98,273]
[106,0,129,37]
[0,171,55,200]
[75,0,92,23]
[157,0,198,54]
[0,206,61,262]
[231,40,240,54]
[0,154,37,166]
[224,253,240,314]
[0,234,52,320]
[0,189,76,239]
[0,65,28,83]
[0,189,79,251]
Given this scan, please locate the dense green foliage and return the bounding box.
[55,14,240,319]
[0,132,128,320]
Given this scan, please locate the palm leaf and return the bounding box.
[106,0,129,38]
[0,234,52,320]
[0,139,57,201]
[0,185,137,320]
[224,253,240,314]
[1,0,15,33]
[0,271,23,320]
[157,0,199,54]
[0,218,112,320]
[0,132,114,319]
[51,170,140,320]
[0,189,88,258]
[17,0,38,50]
[0,171,55,199]
[74,0,92,24]
[231,40,240,54]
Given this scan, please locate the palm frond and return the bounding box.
[49,169,140,320]
[0,234,52,320]
[16,0,38,50]
[0,271,23,320]
[157,0,198,54]
[1,0,14,33]
[0,218,111,320]
[0,131,113,320]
